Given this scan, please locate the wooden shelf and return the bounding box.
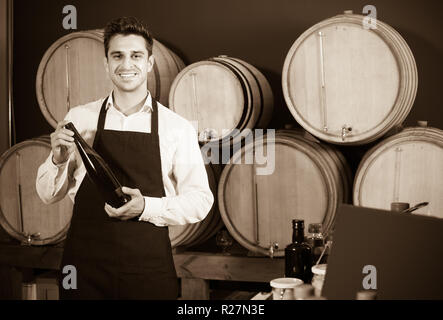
[174,251,283,282]
[0,237,284,299]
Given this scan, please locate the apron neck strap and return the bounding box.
[93,97,109,148]
[151,99,158,135]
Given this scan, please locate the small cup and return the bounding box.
[270,278,304,300]
[311,264,327,297]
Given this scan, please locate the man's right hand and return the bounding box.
[50,120,75,165]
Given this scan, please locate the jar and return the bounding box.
[294,284,315,300]
[270,277,303,300]
[311,264,327,297]
[356,290,377,300]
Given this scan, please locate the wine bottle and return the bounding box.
[64,122,131,208]
[285,219,312,283]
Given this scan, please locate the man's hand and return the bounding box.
[104,187,145,220]
[51,120,75,165]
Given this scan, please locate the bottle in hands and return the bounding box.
[64,122,131,208]
[285,219,312,283]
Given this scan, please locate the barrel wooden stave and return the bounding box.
[218,132,350,257]
[36,31,112,128]
[0,140,73,245]
[353,127,443,218]
[169,56,273,145]
[149,39,183,106]
[213,57,274,131]
[229,57,274,129]
[169,60,245,142]
[282,13,417,145]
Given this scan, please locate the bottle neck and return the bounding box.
[292,227,305,243]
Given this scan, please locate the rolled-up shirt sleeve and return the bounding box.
[139,122,214,226]
[36,153,73,204]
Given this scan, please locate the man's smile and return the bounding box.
[117,72,138,79]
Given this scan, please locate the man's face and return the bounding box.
[104,34,154,93]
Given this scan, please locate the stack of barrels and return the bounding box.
[203,11,440,258]
[210,10,423,258]
[279,13,442,227]
[281,12,442,219]
[1,11,441,256]
[168,55,276,248]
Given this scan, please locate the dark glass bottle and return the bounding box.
[65,122,130,208]
[285,219,312,283]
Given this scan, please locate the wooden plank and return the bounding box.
[0,244,284,284]
[181,278,210,300]
[173,252,284,282]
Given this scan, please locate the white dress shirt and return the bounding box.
[36,92,214,227]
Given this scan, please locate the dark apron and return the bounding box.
[59,97,178,300]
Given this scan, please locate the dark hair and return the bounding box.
[104,16,153,57]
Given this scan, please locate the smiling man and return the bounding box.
[36,17,214,300]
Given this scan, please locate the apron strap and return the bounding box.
[151,99,159,136]
[93,97,109,149]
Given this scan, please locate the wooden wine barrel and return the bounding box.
[217,130,351,257]
[169,56,273,145]
[0,139,73,245]
[282,11,417,145]
[36,29,185,128]
[169,164,222,248]
[353,125,443,218]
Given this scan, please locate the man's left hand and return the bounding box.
[104,187,145,220]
